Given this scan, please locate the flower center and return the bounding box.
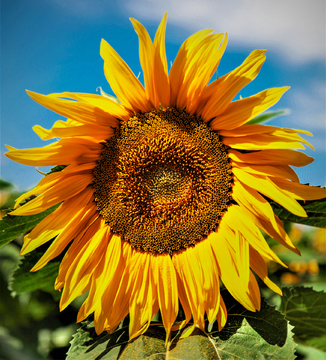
[93,108,233,254]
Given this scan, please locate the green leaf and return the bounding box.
[305,333,326,352]
[212,289,287,346]
[212,320,296,360]
[280,286,326,341]
[271,197,326,228]
[66,317,129,360]
[0,179,13,190]
[246,109,290,125]
[0,204,60,248]
[67,319,295,360]
[67,293,293,359]
[9,249,61,299]
[296,343,326,360]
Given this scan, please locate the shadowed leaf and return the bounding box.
[67,294,294,359]
[271,197,326,228]
[9,248,61,300]
[280,287,326,341]
[0,204,59,248]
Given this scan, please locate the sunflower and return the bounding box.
[5,13,326,342]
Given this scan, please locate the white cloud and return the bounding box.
[288,81,326,130]
[125,0,325,64]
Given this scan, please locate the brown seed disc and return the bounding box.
[93,107,233,254]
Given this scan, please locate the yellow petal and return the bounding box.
[187,33,227,114]
[156,253,178,343]
[9,172,93,216]
[5,138,102,167]
[153,12,170,108]
[173,248,202,328]
[100,39,151,112]
[216,296,227,331]
[169,29,214,107]
[232,162,300,182]
[233,167,307,217]
[22,186,94,255]
[223,133,306,151]
[210,87,289,130]
[31,204,98,271]
[60,221,111,310]
[33,120,115,141]
[232,179,299,254]
[249,246,282,295]
[223,206,286,266]
[209,227,256,311]
[50,92,130,120]
[228,148,314,167]
[201,50,266,121]
[248,270,261,310]
[219,124,312,137]
[130,17,156,106]
[271,178,326,200]
[26,90,120,126]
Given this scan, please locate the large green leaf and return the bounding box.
[9,248,61,300]
[67,319,295,360]
[271,197,326,228]
[0,204,60,248]
[280,287,326,341]
[67,293,293,359]
[212,290,287,346]
[66,317,129,360]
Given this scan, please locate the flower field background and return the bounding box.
[1,164,326,359]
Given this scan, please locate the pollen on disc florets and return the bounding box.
[93,107,233,255]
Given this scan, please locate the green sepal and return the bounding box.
[246,109,290,125]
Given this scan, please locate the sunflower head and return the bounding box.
[5,13,326,342]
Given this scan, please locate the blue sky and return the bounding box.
[1,0,325,191]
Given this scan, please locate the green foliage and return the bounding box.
[0,179,13,190]
[280,286,326,349]
[0,204,60,248]
[212,290,287,346]
[46,165,67,175]
[271,197,326,228]
[9,249,61,300]
[246,109,290,125]
[67,293,295,359]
